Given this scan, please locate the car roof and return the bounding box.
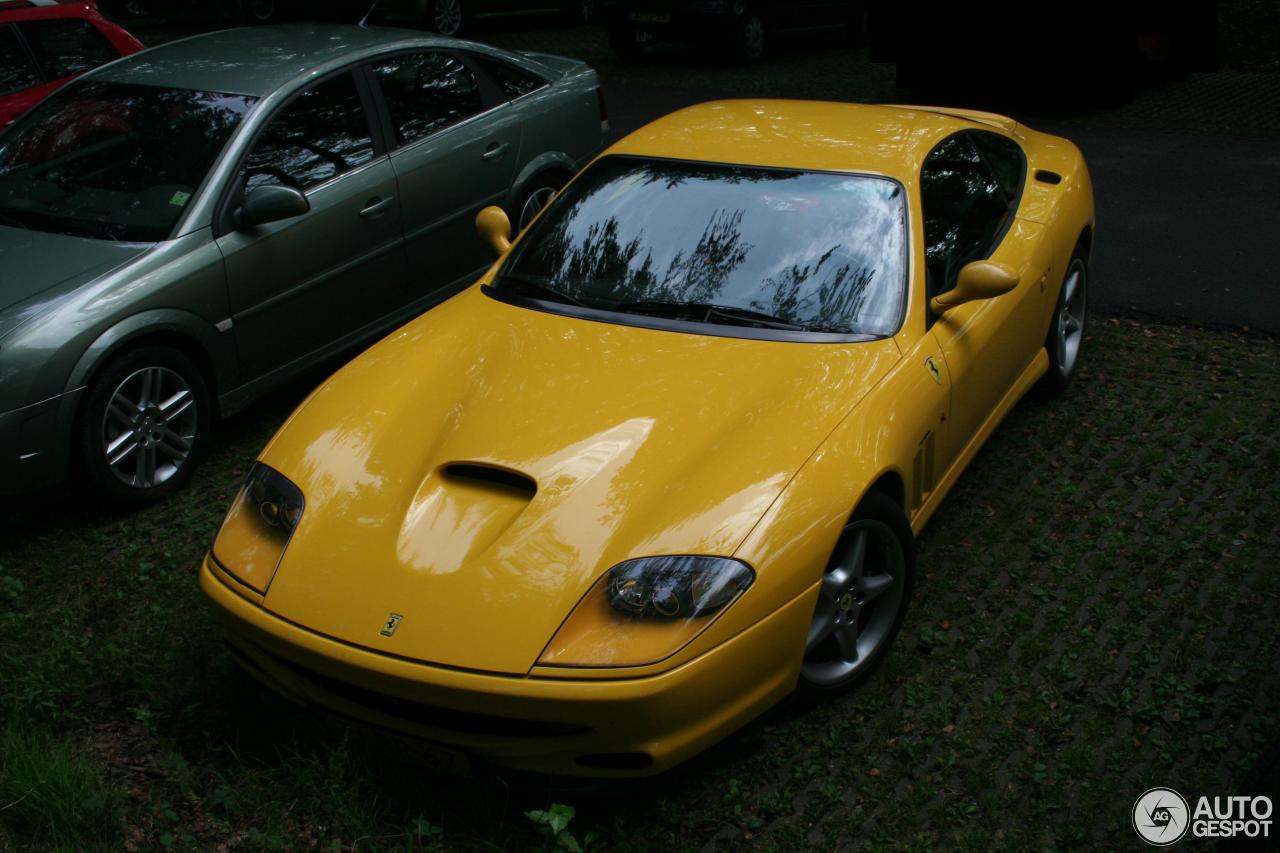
[89,22,480,96]
[607,100,994,183]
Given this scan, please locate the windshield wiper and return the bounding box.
[615,300,811,331]
[495,273,583,306]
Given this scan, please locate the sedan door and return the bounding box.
[368,50,522,296]
[217,70,407,383]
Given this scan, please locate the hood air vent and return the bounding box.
[441,463,537,496]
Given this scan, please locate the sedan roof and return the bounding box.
[90,23,467,96]
[608,100,1000,184]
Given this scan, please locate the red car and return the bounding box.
[0,0,143,128]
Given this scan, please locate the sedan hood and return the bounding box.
[0,226,151,315]
[258,289,900,674]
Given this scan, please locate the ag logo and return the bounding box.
[1133,787,1190,846]
[924,355,942,385]
[379,613,403,637]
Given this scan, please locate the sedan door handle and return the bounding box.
[359,196,394,219]
[481,142,510,162]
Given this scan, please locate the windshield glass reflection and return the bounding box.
[0,80,257,242]
[495,156,907,336]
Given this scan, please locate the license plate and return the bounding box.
[628,11,670,23]
[352,722,473,778]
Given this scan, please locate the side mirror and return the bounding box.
[476,205,512,256]
[930,261,1020,315]
[234,185,310,229]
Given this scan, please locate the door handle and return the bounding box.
[359,196,394,219]
[481,142,510,162]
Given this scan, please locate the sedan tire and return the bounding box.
[79,346,210,503]
[511,175,564,233]
[426,0,464,36]
[799,490,915,694]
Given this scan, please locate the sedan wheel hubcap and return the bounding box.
[743,17,765,56]
[519,187,557,231]
[102,366,197,489]
[802,518,905,687]
[1057,260,1087,375]
[434,0,461,33]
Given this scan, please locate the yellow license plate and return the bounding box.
[352,722,473,777]
[629,11,671,23]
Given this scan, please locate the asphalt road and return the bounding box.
[601,78,1280,334]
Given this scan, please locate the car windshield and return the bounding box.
[493,156,908,337]
[0,80,257,242]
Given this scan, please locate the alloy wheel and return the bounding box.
[101,366,198,489]
[432,0,462,35]
[741,15,766,61]
[801,518,906,687]
[1056,258,1087,377]
[519,186,557,231]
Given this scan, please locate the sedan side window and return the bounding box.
[920,133,1014,299]
[469,54,547,100]
[372,51,484,147]
[17,19,117,79]
[244,73,375,192]
[0,26,41,96]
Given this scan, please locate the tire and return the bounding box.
[426,0,463,36]
[729,9,768,64]
[564,0,595,24]
[242,0,279,24]
[510,175,565,233]
[78,346,211,504]
[607,24,646,60]
[798,490,916,695]
[1039,245,1088,397]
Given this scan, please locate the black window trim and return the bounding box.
[212,65,388,239]
[920,128,1028,325]
[482,153,911,344]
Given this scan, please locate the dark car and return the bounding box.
[375,0,596,38]
[600,0,863,63]
[0,0,143,128]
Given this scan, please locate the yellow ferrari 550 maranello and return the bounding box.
[201,100,1094,777]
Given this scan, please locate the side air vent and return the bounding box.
[442,463,537,496]
[1034,169,1062,185]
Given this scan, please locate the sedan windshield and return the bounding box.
[0,80,257,242]
[493,156,907,337]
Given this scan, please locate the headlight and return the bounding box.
[538,556,755,668]
[211,462,305,594]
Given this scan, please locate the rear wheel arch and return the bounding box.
[1077,225,1093,262]
[865,469,907,517]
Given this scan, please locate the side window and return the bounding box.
[372,51,483,147]
[244,73,375,192]
[969,131,1026,207]
[18,19,117,79]
[0,26,41,96]
[469,54,547,100]
[920,133,1013,299]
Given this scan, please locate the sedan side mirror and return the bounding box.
[234,185,310,230]
[930,261,1020,315]
[476,205,512,256]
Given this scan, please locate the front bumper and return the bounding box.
[0,389,79,499]
[200,555,811,777]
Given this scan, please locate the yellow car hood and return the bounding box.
[258,288,900,674]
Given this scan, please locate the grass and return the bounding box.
[1,314,1277,851]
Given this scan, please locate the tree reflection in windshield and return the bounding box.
[498,156,907,336]
[0,80,256,241]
